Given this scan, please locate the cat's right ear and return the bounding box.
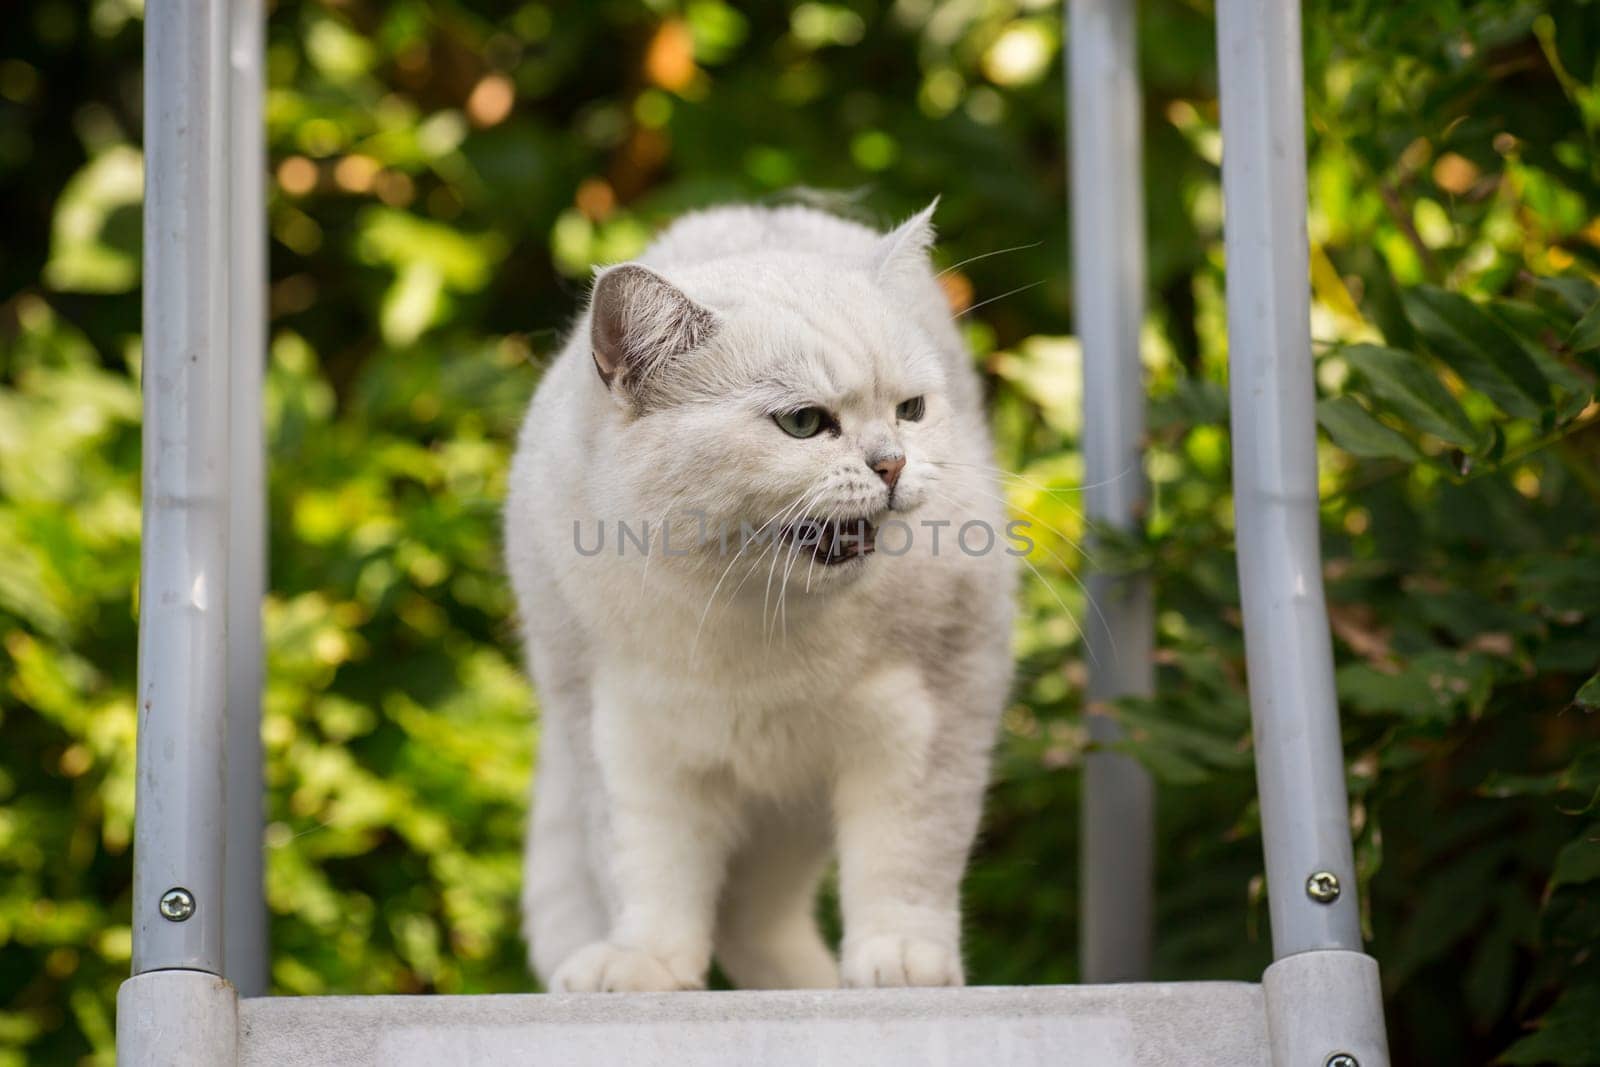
[873,198,939,291]
[590,264,718,406]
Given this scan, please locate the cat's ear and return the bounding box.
[873,198,940,289]
[590,263,719,402]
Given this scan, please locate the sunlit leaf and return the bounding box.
[41,146,143,294]
[1310,242,1367,326]
[355,209,504,291]
[381,261,444,346]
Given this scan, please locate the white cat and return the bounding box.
[503,202,1015,992]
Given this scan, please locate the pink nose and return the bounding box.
[872,455,906,489]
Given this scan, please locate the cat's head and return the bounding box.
[586,204,960,590]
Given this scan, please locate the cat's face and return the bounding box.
[589,212,956,592]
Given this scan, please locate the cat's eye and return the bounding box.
[774,407,827,439]
[896,396,926,422]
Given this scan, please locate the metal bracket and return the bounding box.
[117,970,239,1067]
[1263,951,1390,1067]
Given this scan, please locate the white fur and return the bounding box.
[504,203,1015,992]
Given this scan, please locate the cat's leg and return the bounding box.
[522,665,609,987]
[713,814,837,989]
[832,665,993,988]
[548,694,741,993]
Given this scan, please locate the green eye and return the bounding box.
[774,407,827,439]
[896,396,926,422]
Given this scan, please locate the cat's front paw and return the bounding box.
[548,941,706,993]
[841,934,963,988]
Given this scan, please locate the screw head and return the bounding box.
[1306,870,1342,904]
[1325,1054,1359,1067]
[159,887,195,922]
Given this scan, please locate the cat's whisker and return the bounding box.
[1013,550,1092,664]
[802,498,848,597]
[724,524,792,614]
[763,484,831,644]
[929,460,1091,508]
[769,536,805,647]
[700,483,827,649]
[930,467,1136,666]
[954,279,1045,320]
[935,240,1043,280]
[776,488,843,643]
[772,504,817,644]
[995,500,1102,575]
[923,461,1112,575]
[922,484,1109,669]
[928,461,1096,531]
[773,493,830,645]
[777,541,802,643]
[931,458,1139,501]
[639,485,694,596]
[691,487,815,661]
[719,487,825,633]
[947,480,1101,571]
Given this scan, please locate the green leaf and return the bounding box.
[1501,984,1600,1065]
[1464,917,1516,1027]
[1570,301,1600,354]
[1534,274,1599,317]
[1550,827,1600,888]
[1577,672,1600,710]
[1488,301,1598,419]
[1387,848,1498,984]
[1316,396,1422,462]
[1337,651,1494,723]
[1481,746,1600,816]
[1403,287,1552,420]
[1340,344,1482,449]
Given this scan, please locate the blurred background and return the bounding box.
[2,0,1599,1063]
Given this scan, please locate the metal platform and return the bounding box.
[238,984,1268,1067]
[118,952,1387,1066]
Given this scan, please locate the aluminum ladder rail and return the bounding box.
[116,0,1390,1062]
[1070,0,1155,986]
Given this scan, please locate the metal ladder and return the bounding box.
[115,1,1392,1063]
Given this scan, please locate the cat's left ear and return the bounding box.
[873,198,939,289]
[590,263,719,408]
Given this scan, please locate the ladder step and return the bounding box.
[239,983,1267,1066]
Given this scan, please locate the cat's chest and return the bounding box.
[603,649,905,800]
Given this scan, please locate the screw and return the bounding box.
[1325,1054,1359,1067]
[1306,870,1342,904]
[159,887,195,922]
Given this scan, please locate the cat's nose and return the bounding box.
[871,454,906,489]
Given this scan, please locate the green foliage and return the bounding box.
[2,1,1598,1065]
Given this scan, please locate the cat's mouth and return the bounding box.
[783,516,877,566]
